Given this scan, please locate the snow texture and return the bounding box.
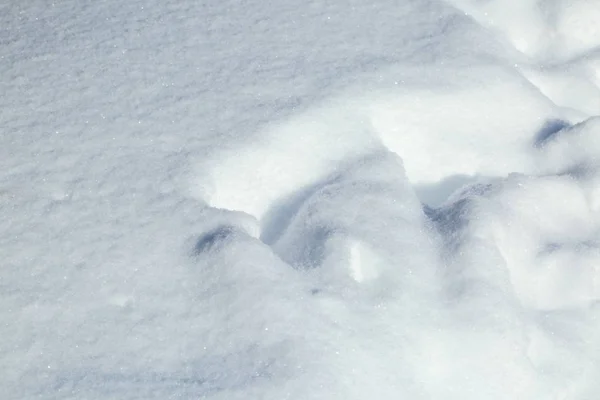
[2,0,600,399]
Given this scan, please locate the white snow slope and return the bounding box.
[2,0,600,399]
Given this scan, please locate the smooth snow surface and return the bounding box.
[2,0,600,399]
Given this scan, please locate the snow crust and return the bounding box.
[2,0,600,399]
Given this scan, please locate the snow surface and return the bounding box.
[2,0,600,399]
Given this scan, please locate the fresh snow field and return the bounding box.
[2,0,600,399]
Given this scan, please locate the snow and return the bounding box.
[2,0,600,399]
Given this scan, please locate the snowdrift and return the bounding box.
[2,0,600,399]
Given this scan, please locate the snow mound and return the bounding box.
[448,0,600,61]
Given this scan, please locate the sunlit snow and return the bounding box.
[2,0,600,399]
